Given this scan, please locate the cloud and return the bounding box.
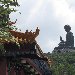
[10,0,75,53]
[25,0,44,24]
[50,0,75,24]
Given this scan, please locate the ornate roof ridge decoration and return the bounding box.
[9,27,40,43]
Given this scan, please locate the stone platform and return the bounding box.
[53,47,75,53]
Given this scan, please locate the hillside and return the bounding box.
[45,52,75,75]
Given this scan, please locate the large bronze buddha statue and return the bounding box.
[55,25,74,49]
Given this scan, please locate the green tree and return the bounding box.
[0,0,19,40]
[46,52,75,75]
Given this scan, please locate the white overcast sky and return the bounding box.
[10,0,75,53]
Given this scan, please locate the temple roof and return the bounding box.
[10,27,40,43]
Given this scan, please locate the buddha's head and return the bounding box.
[64,25,71,32]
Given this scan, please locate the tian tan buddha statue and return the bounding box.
[58,25,74,49]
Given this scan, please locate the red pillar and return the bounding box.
[0,59,7,75]
[10,67,16,75]
[21,69,25,75]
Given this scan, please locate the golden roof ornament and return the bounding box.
[9,27,40,43]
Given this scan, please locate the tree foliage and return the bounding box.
[46,52,75,75]
[0,0,19,39]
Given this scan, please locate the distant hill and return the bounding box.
[45,52,75,75]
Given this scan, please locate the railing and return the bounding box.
[26,58,43,75]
